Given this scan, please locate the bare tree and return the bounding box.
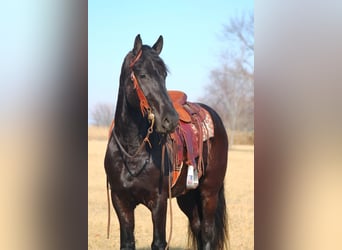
[91,102,114,126]
[201,12,254,145]
[223,12,254,79]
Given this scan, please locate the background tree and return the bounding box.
[91,102,114,126]
[201,12,254,145]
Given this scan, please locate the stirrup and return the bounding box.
[186,165,199,189]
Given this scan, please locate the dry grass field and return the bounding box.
[88,126,254,249]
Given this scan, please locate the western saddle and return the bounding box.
[167,90,214,188]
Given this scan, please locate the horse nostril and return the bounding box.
[162,113,178,132]
[162,117,171,129]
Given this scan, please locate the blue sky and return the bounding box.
[88,1,253,117]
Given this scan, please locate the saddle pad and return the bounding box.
[192,107,214,141]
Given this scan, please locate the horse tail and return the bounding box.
[187,221,196,250]
[186,185,229,249]
[216,184,229,249]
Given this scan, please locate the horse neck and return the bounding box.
[114,84,150,152]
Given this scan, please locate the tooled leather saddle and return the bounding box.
[167,90,214,188]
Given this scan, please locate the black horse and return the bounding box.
[105,35,229,250]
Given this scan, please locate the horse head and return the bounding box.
[120,34,178,134]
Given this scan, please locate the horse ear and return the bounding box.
[152,35,163,55]
[133,34,142,55]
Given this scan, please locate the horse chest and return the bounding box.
[116,159,161,192]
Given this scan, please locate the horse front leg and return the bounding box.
[148,195,168,250]
[111,192,136,250]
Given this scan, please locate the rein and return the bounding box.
[113,109,155,159]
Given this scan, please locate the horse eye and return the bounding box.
[140,74,146,79]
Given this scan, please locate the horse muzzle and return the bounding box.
[155,111,179,134]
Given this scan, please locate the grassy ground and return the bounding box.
[88,127,254,249]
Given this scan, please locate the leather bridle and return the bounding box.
[112,50,155,159]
